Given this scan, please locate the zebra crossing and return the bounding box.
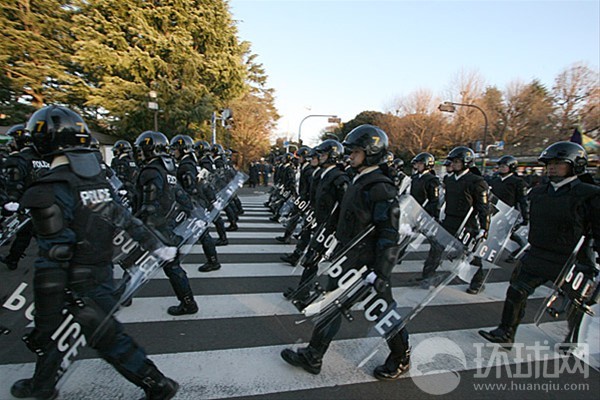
[0,193,597,399]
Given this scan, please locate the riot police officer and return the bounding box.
[285,140,349,305]
[134,131,199,315]
[410,152,440,219]
[276,146,314,244]
[192,140,229,245]
[420,146,490,294]
[480,142,600,349]
[280,125,410,381]
[488,155,530,262]
[0,124,50,270]
[11,105,178,400]
[110,140,139,208]
[170,134,221,272]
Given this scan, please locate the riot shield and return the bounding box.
[575,302,600,371]
[0,252,35,383]
[0,212,31,247]
[277,195,470,368]
[37,171,246,390]
[113,171,247,304]
[534,237,599,367]
[455,194,521,285]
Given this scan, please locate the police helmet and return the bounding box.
[281,152,297,163]
[497,155,518,173]
[342,124,389,166]
[211,143,225,156]
[134,131,169,161]
[538,141,587,175]
[384,151,394,165]
[26,105,91,156]
[296,146,312,159]
[393,158,405,169]
[411,152,435,169]
[315,139,344,164]
[170,134,194,154]
[447,146,475,166]
[193,140,211,157]
[6,124,30,150]
[112,140,133,157]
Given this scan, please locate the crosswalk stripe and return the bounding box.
[0,322,569,400]
[114,260,500,280]
[107,282,551,324]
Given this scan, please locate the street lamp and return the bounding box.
[148,91,159,131]
[298,114,339,144]
[438,101,489,169]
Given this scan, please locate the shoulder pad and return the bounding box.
[333,172,350,187]
[21,183,56,208]
[64,151,102,178]
[160,156,176,173]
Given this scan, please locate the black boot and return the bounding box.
[129,361,179,400]
[167,295,198,316]
[215,237,229,246]
[373,352,410,381]
[275,235,291,244]
[0,254,19,270]
[11,354,61,400]
[11,379,58,400]
[280,252,300,266]
[198,256,221,272]
[280,347,322,374]
[478,287,525,350]
[479,327,515,350]
[225,222,238,231]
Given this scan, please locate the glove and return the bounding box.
[3,202,19,213]
[398,223,413,236]
[476,229,487,240]
[519,220,529,227]
[365,271,389,293]
[152,246,178,262]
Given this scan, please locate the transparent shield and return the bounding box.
[455,195,521,285]
[276,194,470,368]
[0,212,31,247]
[534,237,599,363]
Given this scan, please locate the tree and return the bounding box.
[503,80,555,154]
[225,43,279,169]
[552,62,599,137]
[0,0,87,112]
[71,0,247,136]
[386,89,448,157]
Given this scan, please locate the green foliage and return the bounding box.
[70,0,247,136]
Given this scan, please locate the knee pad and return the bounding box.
[33,268,68,320]
[69,298,118,349]
[507,283,530,303]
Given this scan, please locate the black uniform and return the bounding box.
[290,165,349,301]
[136,155,199,315]
[0,146,50,270]
[423,168,490,290]
[176,153,221,272]
[277,160,315,243]
[14,151,177,399]
[410,170,440,219]
[282,167,410,375]
[480,177,600,348]
[489,172,529,260]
